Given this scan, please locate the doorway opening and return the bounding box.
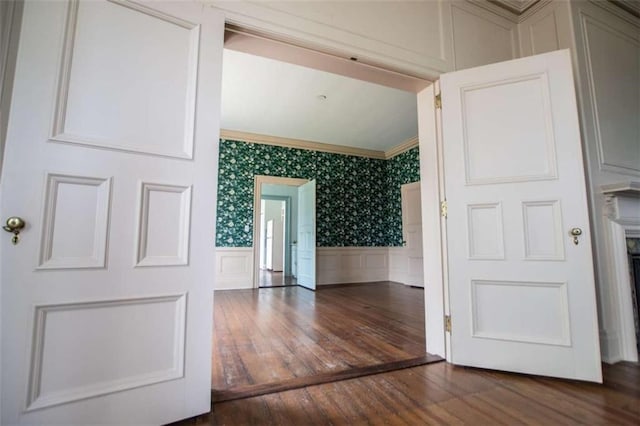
[252,176,312,289]
[213,26,443,398]
[258,191,294,287]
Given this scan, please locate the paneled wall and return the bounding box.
[211,0,452,78]
[215,246,391,289]
[449,1,519,70]
[521,1,640,363]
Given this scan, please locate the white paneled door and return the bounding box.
[0,1,223,424]
[441,49,602,382]
[401,181,424,287]
[297,180,316,290]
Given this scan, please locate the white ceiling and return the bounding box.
[220,48,418,152]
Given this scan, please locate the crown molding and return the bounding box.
[220,129,420,161]
[220,129,387,159]
[608,0,640,19]
[469,0,552,23]
[593,0,640,25]
[384,136,419,159]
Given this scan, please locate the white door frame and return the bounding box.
[252,175,308,288]
[417,83,448,359]
[227,31,446,356]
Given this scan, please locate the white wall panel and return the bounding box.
[317,247,389,285]
[579,12,640,175]
[211,0,451,78]
[450,2,518,70]
[214,247,253,290]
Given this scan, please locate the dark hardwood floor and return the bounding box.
[169,281,640,425]
[211,282,428,391]
[174,361,640,425]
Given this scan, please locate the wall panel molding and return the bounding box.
[215,247,254,290]
[317,247,389,285]
[450,1,520,70]
[215,246,422,288]
[210,0,451,78]
[578,10,640,176]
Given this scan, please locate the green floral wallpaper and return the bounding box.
[215,139,420,247]
[385,147,422,245]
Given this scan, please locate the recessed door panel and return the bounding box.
[52,0,199,159]
[136,183,191,267]
[27,295,186,411]
[461,75,557,184]
[38,174,111,270]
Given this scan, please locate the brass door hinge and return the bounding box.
[435,93,442,109]
[445,315,451,333]
[440,200,448,218]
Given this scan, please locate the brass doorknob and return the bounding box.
[570,227,582,245]
[3,216,26,245]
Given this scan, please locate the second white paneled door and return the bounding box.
[441,49,602,382]
[401,181,424,287]
[297,179,316,290]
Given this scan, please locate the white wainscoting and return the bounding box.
[215,246,418,289]
[388,247,408,285]
[214,247,254,290]
[317,247,390,286]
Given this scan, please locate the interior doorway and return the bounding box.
[214,27,444,396]
[259,195,295,287]
[253,176,312,289]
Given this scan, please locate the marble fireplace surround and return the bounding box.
[602,181,640,362]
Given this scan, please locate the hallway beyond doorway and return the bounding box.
[259,269,297,288]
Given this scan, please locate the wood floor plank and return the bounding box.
[183,282,640,426]
[211,282,427,390]
[178,362,640,425]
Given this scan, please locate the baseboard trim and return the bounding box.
[212,354,443,403]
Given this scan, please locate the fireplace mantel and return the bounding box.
[602,181,640,198]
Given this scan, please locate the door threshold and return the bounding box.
[212,354,443,403]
